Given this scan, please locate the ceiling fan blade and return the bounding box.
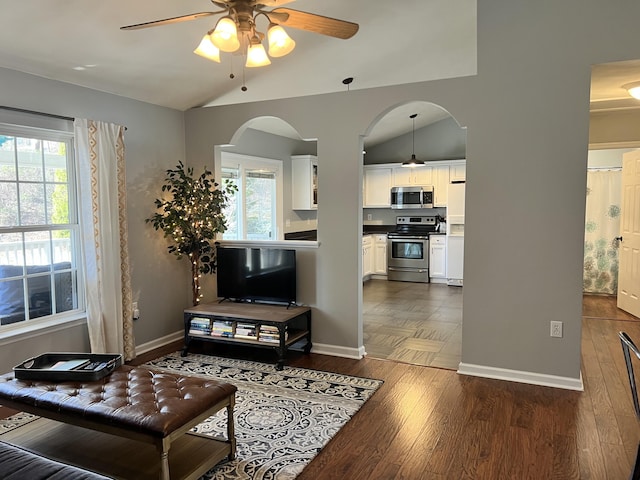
[271,8,359,39]
[120,12,220,31]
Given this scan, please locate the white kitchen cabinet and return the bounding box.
[363,165,392,207]
[450,161,466,182]
[432,164,450,207]
[373,234,387,275]
[429,235,447,279]
[362,235,373,279]
[392,165,433,186]
[291,155,318,210]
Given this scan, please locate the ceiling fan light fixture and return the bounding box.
[623,81,640,100]
[193,34,221,62]
[267,23,295,58]
[245,38,271,67]
[210,16,240,52]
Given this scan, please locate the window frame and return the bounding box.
[220,152,284,241]
[0,122,85,333]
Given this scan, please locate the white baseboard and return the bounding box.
[311,342,365,360]
[457,362,584,391]
[135,333,366,362]
[135,330,183,356]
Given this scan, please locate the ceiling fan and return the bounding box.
[121,0,359,86]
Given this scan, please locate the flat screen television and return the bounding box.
[216,246,297,306]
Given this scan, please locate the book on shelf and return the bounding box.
[258,324,287,343]
[188,316,211,335]
[211,320,234,337]
[235,322,258,340]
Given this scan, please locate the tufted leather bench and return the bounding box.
[0,365,237,480]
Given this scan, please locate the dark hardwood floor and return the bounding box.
[2,295,640,479]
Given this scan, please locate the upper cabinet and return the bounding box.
[450,162,466,182]
[392,166,433,186]
[363,160,466,209]
[432,164,450,207]
[363,165,393,208]
[291,155,318,210]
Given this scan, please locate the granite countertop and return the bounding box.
[284,230,317,241]
[363,225,395,235]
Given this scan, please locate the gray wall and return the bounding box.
[0,67,187,372]
[185,0,640,381]
[365,117,466,164]
[1,0,639,384]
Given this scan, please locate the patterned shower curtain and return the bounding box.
[583,169,621,294]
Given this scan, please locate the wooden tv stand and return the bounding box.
[182,302,312,370]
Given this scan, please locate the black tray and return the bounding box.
[13,352,122,382]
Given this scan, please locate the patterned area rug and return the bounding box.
[0,352,382,480]
[145,352,383,479]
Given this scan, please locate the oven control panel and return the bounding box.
[396,216,437,226]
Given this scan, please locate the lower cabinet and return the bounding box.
[373,234,387,275]
[362,235,373,278]
[429,235,447,280]
[363,234,388,279]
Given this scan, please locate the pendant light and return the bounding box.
[402,113,425,167]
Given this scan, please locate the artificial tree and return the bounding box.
[146,161,236,305]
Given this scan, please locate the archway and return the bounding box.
[361,101,466,370]
[212,116,317,242]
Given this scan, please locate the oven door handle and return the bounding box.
[387,266,429,273]
[387,235,430,240]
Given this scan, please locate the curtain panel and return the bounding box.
[74,119,135,360]
[583,170,621,295]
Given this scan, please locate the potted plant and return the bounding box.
[146,161,236,305]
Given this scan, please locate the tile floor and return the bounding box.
[363,279,463,370]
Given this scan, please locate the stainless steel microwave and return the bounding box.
[390,186,434,209]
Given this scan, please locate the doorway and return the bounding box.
[361,101,466,370]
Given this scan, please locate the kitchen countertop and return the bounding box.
[285,227,445,241]
[284,230,317,241]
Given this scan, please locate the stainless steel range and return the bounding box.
[387,216,439,283]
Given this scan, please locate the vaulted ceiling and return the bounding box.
[0,1,638,143]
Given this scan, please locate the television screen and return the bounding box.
[216,246,297,305]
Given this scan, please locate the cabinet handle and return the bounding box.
[615,236,623,242]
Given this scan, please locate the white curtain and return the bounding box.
[583,169,622,295]
[74,119,135,360]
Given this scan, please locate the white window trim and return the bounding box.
[0,121,86,335]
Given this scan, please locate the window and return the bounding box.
[221,153,283,241]
[0,124,81,328]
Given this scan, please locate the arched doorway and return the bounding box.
[361,101,466,370]
[212,116,317,242]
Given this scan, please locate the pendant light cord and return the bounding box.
[410,113,417,158]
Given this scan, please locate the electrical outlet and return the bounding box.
[367,214,373,221]
[550,321,563,338]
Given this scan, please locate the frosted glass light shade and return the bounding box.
[624,81,640,100]
[267,24,295,58]
[211,17,240,52]
[246,42,271,67]
[193,35,220,62]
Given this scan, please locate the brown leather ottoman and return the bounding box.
[0,365,236,480]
